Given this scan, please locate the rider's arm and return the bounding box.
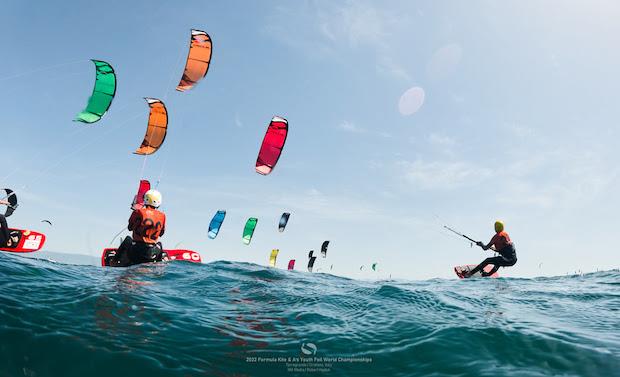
[0,215,10,243]
[485,235,500,251]
[0,199,9,206]
[478,235,498,251]
[128,210,140,231]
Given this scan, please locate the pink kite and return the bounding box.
[131,179,151,209]
[255,116,288,175]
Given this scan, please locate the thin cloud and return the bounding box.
[377,56,412,81]
[234,113,243,128]
[426,43,463,81]
[270,188,425,229]
[398,160,493,190]
[265,1,411,82]
[321,1,391,47]
[428,133,456,148]
[498,146,619,209]
[271,188,375,221]
[338,121,366,133]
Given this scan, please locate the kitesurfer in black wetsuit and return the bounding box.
[0,199,12,247]
[464,220,517,277]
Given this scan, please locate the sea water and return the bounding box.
[0,252,618,376]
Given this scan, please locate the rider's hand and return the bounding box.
[476,241,484,247]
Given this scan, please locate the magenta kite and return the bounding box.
[255,116,288,175]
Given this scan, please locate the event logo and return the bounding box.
[301,342,317,355]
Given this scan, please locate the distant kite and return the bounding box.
[0,189,18,217]
[278,212,290,232]
[242,218,258,245]
[134,98,168,155]
[321,241,329,258]
[255,116,288,175]
[208,210,226,239]
[308,250,314,259]
[269,249,279,267]
[288,259,295,270]
[75,60,116,123]
[131,180,151,209]
[1,189,18,217]
[176,29,212,92]
[41,220,53,226]
[307,256,317,272]
[372,263,378,271]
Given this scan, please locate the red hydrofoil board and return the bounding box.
[0,229,46,253]
[454,264,499,279]
[101,248,202,267]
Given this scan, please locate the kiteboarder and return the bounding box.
[0,199,11,247]
[107,190,168,267]
[463,220,517,277]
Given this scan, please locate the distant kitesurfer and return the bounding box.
[463,220,517,277]
[107,190,168,267]
[0,199,11,247]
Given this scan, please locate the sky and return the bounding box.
[1,0,619,279]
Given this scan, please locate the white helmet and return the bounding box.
[143,189,162,208]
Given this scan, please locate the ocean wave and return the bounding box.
[1,253,618,376]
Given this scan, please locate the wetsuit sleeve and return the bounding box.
[128,210,141,231]
[0,214,9,244]
[489,234,500,249]
[159,214,165,237]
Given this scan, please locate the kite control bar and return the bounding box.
[443,225,498,254]
[443,225,479,244]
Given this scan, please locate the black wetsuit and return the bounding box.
[107,236,167,267]
[469,243,517,277]
[0,214,9,247]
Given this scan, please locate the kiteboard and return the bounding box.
[454,264,499,279]
[101,248,202,267]
[0,229,46,253]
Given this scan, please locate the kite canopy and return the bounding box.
[177,29,212,92]
[75,60,116,123]
[278,212,290,232]
[288,259,295,270]
[41,220,53,226]
[134,98,168,155]
[208,210,226,239]
[1,189,18,217]
[307,256,317,272]
[269,249,279,267]
[321,241,330,258]
[372,263,378,271]
[255,116,288,175]
[131,180,151,210]
[242,218,258,245]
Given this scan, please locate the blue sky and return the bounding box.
[1,0,619,279]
